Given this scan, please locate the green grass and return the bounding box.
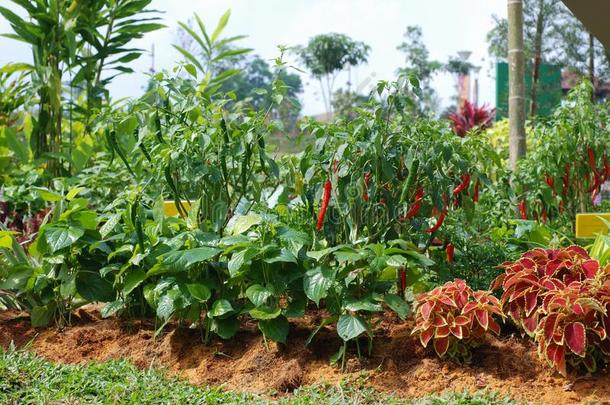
[0,348,516,404]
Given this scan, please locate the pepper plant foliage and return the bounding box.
[514,82,610,222]
[493,247,610,376]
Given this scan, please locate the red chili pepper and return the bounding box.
[446,243,455,263]
[541,208,547,224]
[559,200,565,213]
[424,211,446,233]
[362,172,371,202]
[452,173,471,196]
[399,267,407,295]
[544,173,555,191]
[588,172,602,193]
[588,147,599,176]
[519,200,527,220]
[316,180,332,231]
[473,181,480,203]
[404,188,425,219]
[592,188,599,205]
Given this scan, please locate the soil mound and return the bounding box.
[1,309,609,404]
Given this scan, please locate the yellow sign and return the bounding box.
[163,200,191,217]
[575,213,610,238]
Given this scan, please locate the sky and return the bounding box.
[0,0,506,115]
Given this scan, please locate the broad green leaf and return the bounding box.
[384,294,410,320]
[211,316,239,339]
[337,314,368,341]
[41,225,84,253]
[231,214,261,235]
[32,187,63,202]
[162,247,220,271]
[227,247,257,277]
[76,271,115,302]
[100,213,121,238]
[156,293,176,320]
[344,297,382,312]
[31,305,54,327]
[65,187,86,200]
[249,305,281,320]
[186,283,211,302]
[122,269,146,295]
[209,299,234,318]
[246,284,272,307]
[101,300,125,318]
[303,266,335,306]
[258,316,289,343]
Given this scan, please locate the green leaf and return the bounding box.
[65,187,86,200]
[184,63,197,78]
[100,213,121,238]
[1,126,29,162]
[162,247,220,271]
[246,284,272,307]
[186,283,211,302]
[41,225,85,253]
[32,187,63,202]
[209,299,234,318]
[344,297,382,312]
[156,293,176,321]
[211,316,239,339]
[227,247,257,277]
[31,305,54,327]
[258,316,289,343]
[76,271,115,302]
[211,9,231,43]
[303,266,335,305]
[122,268,146,295]
[231,214,262,235]
[337,314,368,342]
[101,300,125,318]
[249,306,281,320]
[384,294,410,320]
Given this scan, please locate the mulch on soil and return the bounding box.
[1,308,609,404]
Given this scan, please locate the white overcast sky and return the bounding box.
[0,0,506,115]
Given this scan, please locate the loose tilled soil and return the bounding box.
[1,308,610,404]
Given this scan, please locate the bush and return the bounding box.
[493,246,610,376]
[412,279,503,361]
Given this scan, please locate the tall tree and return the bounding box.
[488,0,610,111]
[296,33,369,115]
[396,26,443,115]
[508,0,526,169]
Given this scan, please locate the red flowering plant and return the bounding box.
[412,279,504,361]
[492,246,610,376]
[448,100,495,137]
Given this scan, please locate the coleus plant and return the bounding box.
[412,279,503,361]
[492,246,610,376]
[491,246,599,335]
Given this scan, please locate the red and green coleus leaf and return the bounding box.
[546,343,567,377]
[433,336,450,357]
[564,322,587,357]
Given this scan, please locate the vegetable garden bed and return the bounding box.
[1,307,609,404]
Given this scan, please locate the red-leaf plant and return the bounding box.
[492,246,610,376]
[491,246,596,335]
[448,100,495,137]
[412,279,504,361]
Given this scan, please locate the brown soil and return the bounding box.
[1,308,610,404]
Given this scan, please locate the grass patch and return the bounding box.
[0,348,515,404]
